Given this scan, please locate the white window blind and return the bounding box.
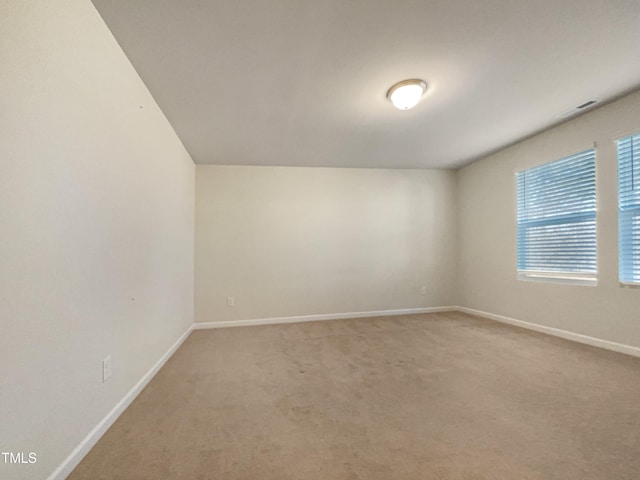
[618,133,640,284]
[516,149,597,283]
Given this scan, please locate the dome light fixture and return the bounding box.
[386,79,427,110]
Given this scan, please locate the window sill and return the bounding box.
[620,282,640,289]
[518,272,598,287]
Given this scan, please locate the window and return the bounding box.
[617,133,640,285]
[516,149,597,285]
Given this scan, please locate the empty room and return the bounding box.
[3,0,640,479]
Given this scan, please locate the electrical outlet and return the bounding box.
[420,286,427,295]
[103,356,112,382]
[227,296,235,307]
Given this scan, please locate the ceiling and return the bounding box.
[92,0,640,169]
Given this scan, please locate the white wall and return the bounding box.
[457,89,640,349]
[195,166,457,322]
[0,2,194,479]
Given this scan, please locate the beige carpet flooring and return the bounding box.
[69,312,640,479]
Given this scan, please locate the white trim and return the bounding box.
[193,307,455,330]
[517,271,598,287]
[194,307,640,358]
[47,325,193,480]
[454,306,640,358]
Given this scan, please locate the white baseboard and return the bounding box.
[47,325,193,480]
[454,306,640,358]
[193,306,455,330]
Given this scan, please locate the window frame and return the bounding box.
[616,132,640,286]
[516,148,598,287]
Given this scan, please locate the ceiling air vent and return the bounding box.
[576,100,597,109]
[558,99,598,118]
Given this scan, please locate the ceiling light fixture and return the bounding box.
[386,79,427,110]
